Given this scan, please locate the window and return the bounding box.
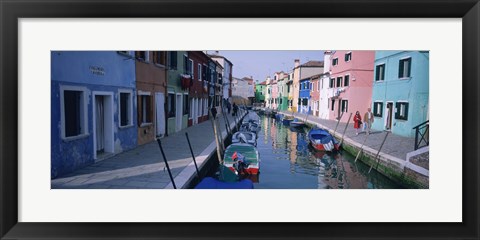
[298,98,301,105]
[204,99,208,116]
[302,98,308,105]
[373,102,383,117]
[344,75,350,87]
[375,64,385,81]
[332,58,338,66]
[119,91,132,127]
[345,52,352,62]
[168,51,177,70]
[63,89,86,138]
[331,99,335,111]
[330,78,335,88]
[398,58,411,78]
[138,94,152,125]
[198,64,202,81]
[184,95,189,115]
[395,102,409,120]
[168,93,175,118]
[135,51,148,62]
[189,59,194,76]
[202,65,207,81]
[152,51,166,65]
[336,77,343,88]
[341,100,348,112]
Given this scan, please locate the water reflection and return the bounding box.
[255,115,401,189]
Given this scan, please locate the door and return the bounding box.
[95,95,105,154]
[155,92,165,137]
[386,102,393,130]
[176,94,183,132]
[93,92,114,160]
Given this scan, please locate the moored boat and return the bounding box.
[232,131,257,146]
[307,128,340,152]
[282,116,294,125]
[195,165,254,189]
[223,143,260,175]
[290,118,306,128]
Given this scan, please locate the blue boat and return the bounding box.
[195,177,254,189]
[289,118,306,128]
[307,128,340,152]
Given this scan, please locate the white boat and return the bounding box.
[232,131,257,146]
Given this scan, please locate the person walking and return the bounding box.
[353,111,362,135]
[211,105,217,119]
[363,108,374,135]
[232,103,238,116]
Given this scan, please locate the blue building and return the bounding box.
[298,78,311,114]
[51,51,137,178]
[371,51,429,137]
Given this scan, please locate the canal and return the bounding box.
[252,115,402,189]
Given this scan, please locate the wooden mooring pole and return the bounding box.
[355,133,370,163]
[368,131,390,174]
[332,112,344,136]
[185,132,200,178]
[156,139,177,189]
[339,113,353,146]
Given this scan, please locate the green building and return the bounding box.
[255,81,267,105]
[166,51,190,135]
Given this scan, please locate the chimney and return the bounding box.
[294,59,300,68]
[323,51,332,74]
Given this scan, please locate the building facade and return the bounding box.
[209,52,233,108]
[292,60,324,112]
[51,51,137,178]
[371,51,429,137]
[166,51,189,135]
[328,50,375,122]
[299,77,311,114]
[310,74,321,116]
[187,51,210,126]
[134,51,167,145]
[319,51,333,119]
[255,81,267,105]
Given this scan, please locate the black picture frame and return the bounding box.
[1,0,478,239]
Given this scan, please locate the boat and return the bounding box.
[282,116,294,125]
[195,165,254,189]
[289,118,306,128]
[275,113,284,120]
[307,128,340,152]
[243,111,260,124]
[232,131,257,146]
[223,143,260,175]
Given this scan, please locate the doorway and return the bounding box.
[176,93,183,132]
[93,92,114,160]
[155,92,165,137]
[385,102,393,130]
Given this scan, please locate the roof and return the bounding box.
[295,60,324,69]
[257,81,267,85]
[207,53,234,66]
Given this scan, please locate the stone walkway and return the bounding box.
[279,111,416,160]
[51,109,244,189]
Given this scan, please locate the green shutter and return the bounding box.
[398,60,403,78]
[407,58,412,77]
[404,103,409,120]
[379,103,383,117]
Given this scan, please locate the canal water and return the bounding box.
[252,115,401,189]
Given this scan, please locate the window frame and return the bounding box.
[373,101,384,117]
[341,99,348,112]
[332,57,339,66]
[60,85,89,140]
[118,89,134,128]
[344,74,350,87]
[375,63,386,81]
[138,91,153,127]
[167,92,176,119]
[135,51,149,63]
[395,101,409,120]
[398,57,412,79]
[345,52,352,62]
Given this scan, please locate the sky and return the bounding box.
[206,50,325,83]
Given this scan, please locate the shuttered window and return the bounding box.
[344,75,350,87]
[373,102,383,117]
[376,64,385,81]
[168,51,177,70]
[345,52,352,62]
[398,58,412,78]
[336,77,343,88]
[395,102,409,120]
[330,78,335,88]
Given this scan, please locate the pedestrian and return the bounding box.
[353,111,362,135]
[227,101,231,114]
[363,108,374,135]
[233,103,238,116]
[211,105,217,119]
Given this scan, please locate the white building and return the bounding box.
[232,77,255,100]
[319,51,334,119]
[209,51,233,106]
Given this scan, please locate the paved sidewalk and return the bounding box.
[51,110,244,189]
[279,110,416,160]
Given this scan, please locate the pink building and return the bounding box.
[310,74,322,116]
[328,50,375,122]
[271,79,278,109]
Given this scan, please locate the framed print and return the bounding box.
[1,0,479,239]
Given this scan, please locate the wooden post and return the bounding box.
[185,133,200,178]
[339,112,353,146]
[210,111,223,164]
[332,112,344,136]
[368,131,390,174]
[156,139,176,189]
[355,133,370,163]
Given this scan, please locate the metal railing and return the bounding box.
[413,120,429,150]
